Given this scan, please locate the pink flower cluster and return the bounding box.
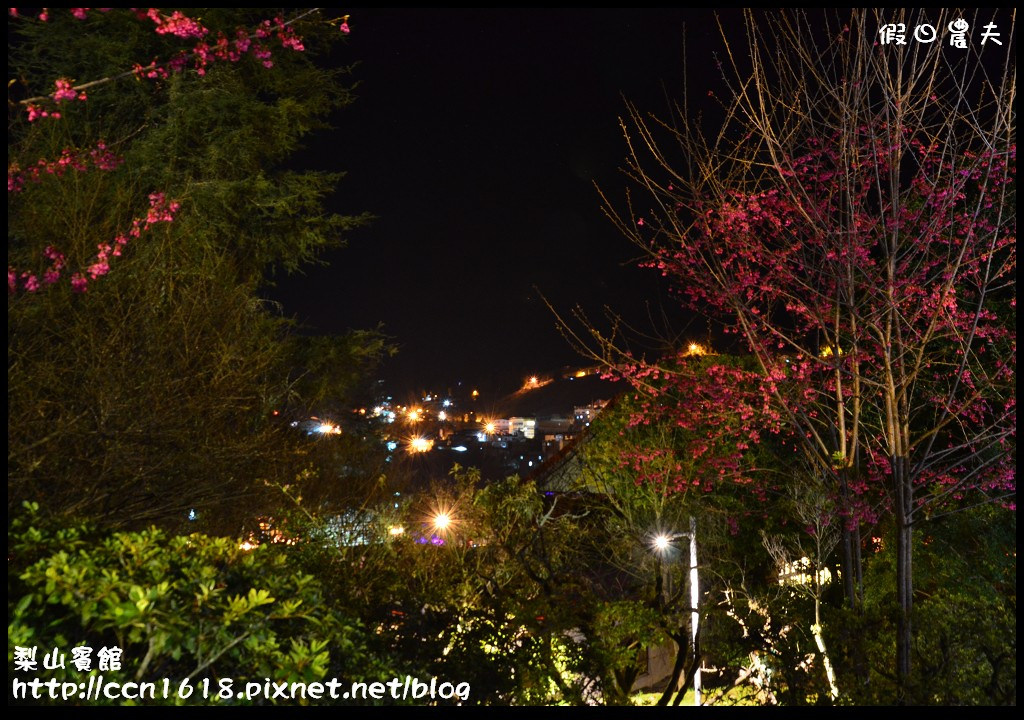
[132,13,308,79]
[10,8,111,20]
[52,78,83,102]
[144,8,208,39]
[9,192,180,295]
[24,78,88,121]
[20,9,315,119]
[8,141,122,193]
[25,105,60,122]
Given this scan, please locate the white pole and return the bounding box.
[689,515,700,706]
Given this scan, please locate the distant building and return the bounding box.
[543,433,574,460]
[574,399,609,426]
[509,417,537,439]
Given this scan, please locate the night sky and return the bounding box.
[269,9,734,395]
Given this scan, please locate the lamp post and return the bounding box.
[652,516,701,706]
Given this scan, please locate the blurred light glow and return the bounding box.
[409,437,433,453]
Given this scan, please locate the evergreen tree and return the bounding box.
[8,8,384,531]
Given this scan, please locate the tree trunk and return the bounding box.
[657,632,689,706]
[838,467,862,610]
[894,456,913,700]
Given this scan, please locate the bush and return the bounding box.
[8,504,391,705]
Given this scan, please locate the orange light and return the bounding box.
[408,437,433,453]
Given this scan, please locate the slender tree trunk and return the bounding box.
[837,468,862,610]
[894,455,913,700]
[657,632,689,706]
[840,525,857,608]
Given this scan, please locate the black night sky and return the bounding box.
[269,9,734,395]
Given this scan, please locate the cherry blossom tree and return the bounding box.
[580,8,1014,695]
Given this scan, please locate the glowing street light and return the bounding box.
[651,517,702,706]
[408,437,433,453]
[432,512,451,532]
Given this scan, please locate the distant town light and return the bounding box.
[471,390,479,398]
[453,445,467,452]
[409,437,433,453]
[484,422,496,434]
[316,423,341,435]
[389,525,405,536]
[438,411,447,421]
[687,342,706,356]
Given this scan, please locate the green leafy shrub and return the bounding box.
[8,504,389,705]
